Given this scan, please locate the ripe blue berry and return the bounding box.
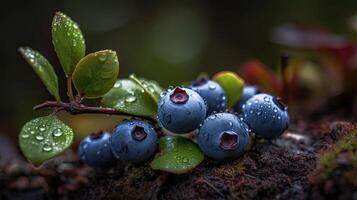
[79,132,116,168]
[197,113,250,161]
[233,85,260,113]
[190,79,226,115]
[158,87,207,133]
[110,120,158,163]
[242,93,289,139]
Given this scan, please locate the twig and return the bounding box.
[33,101,157,124]
[195,177,226,199]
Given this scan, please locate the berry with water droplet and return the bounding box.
[198,113,250,161]
[190,79,226,115]
[158,87,207,134]
[78,132,116,168]
[242,93,289,139]
[110,120,158,163]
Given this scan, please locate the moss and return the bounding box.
[127,164,156,183]
[212,159,246,178]
[318,130,357,177]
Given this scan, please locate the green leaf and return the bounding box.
[52,12,85,75]
[18,47,60,101]
[129,74,163,104]
[213,71,245,107]
[72,50,119,98]
[101,79,157,116]
[150,136,204,174]
[19,116,74,165]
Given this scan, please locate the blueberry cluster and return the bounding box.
[79,79,289,168]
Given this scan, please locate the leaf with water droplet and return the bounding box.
[18,47,60,101]
[150,136,204,174]
[19,116,74,165]
[72,50,119,98]
[213,71,244,108]
[101,79,157,116]
[129,74,163,104]
[52,12,85,75]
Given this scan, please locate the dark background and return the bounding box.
[1,0,356,137]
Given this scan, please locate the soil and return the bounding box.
[0,115,356,200]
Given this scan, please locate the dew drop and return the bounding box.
[125,95,137,103]
[52,129,63,137]
[208,84,216,90]
[257,111,262,116]
[273,108,278,113]
[99,55,107,62]
[39,127,46,132]
[30,130,35,134]
[264,96,270,102]
[36,135,44,141]
[147,85,155,93]
[21,134,29,138]
[208,115,216,120]
[42,144,53,152]
[229,121,233,127]
[114,82,121,88]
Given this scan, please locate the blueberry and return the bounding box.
[79,132,116,168]
[242,93,289,139]
[158,87,207,133]
[190,79,226,115]
[197,113,250,161]
[110,119,158,163]
[233,85,260,113]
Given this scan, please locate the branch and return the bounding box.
[33,101,157,123]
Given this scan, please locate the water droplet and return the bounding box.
[39,127,46,132]
[254,100,259,104]
[208,84,216,90]
[229,121,233,127]
[30,130,35,134]
[183,158,189,163]
[147,85,155,93]
[83,143,88,149]
[114,82,121,88]
[278,116,281,120]
[264,96,270,102]
[273,108,278,113]
[208,115,216,120]
[42,144,52,152]
[52,129,63,137]
[125,95,137,103]
[257,111,262,115]
[36,135,44,141]
[21,134,29,138]
[99,55,107,62]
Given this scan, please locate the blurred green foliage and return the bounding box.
[1,0,357,135]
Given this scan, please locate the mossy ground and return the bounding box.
[1,117,356,199]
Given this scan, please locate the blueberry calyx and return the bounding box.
[131,126,147,141]
[192,78,208,87]
[170,87,189,104]
[273,97,287,111]
[219,131,239,150]
[90,131,104,140]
